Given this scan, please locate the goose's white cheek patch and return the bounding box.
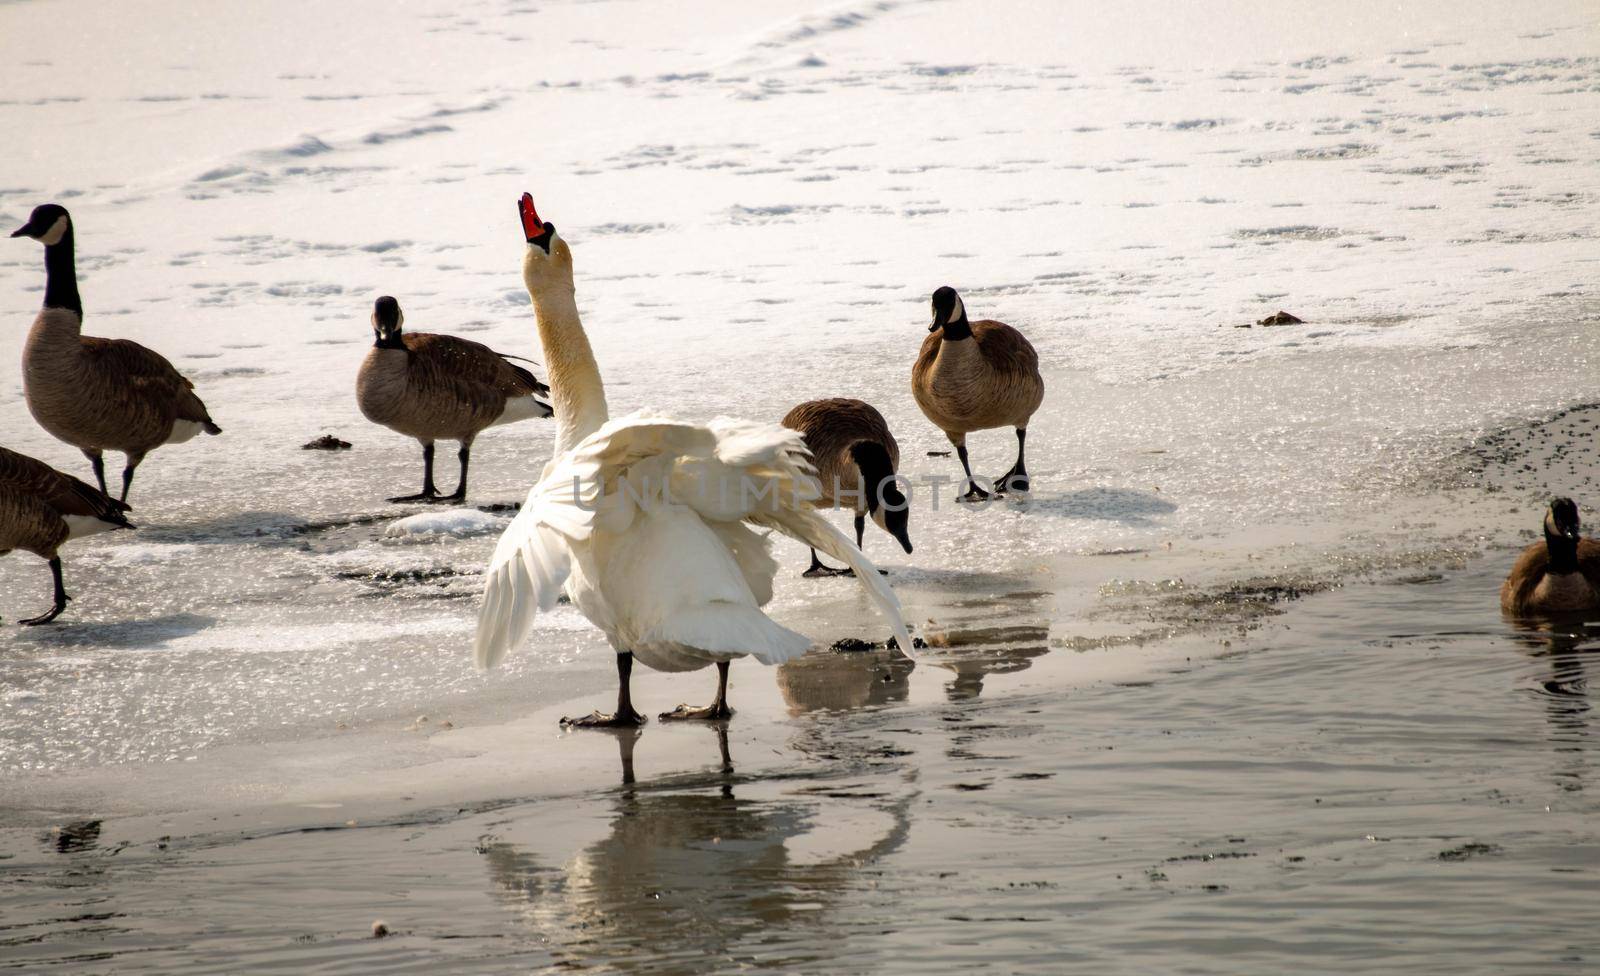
[39,216,69,247]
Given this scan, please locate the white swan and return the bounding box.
[474,194,911,726]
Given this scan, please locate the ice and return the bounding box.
[0,0,1597,787]
[383,508,509,540]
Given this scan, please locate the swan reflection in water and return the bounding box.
[481,725,912,971]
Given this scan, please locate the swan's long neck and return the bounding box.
[528,276,608,456]
[42,224,82,317]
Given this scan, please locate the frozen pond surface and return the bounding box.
[0,0,1598,969]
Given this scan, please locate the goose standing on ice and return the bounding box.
[780,398,912,577]
[357,296,553,503]
[475,194,911,726]
[0,445,132,624]
[912,286,1044,501]
[1501,498,1600,615]
[11,205,221,503]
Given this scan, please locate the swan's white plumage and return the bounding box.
[476,225,911,681]
[475,412,912,672]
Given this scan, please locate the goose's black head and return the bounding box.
[854,443,914,555]
[1547,497,1581,543]
[929,285,970,340]
[372,296,405,348]
[11,203,72,246]
[877,490,913,554]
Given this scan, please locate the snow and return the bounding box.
[0,0,1597,779]
[383,508,509,540]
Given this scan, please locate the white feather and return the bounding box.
[165,419,204,445]
[63,515,122,540]
[474,411,913,671]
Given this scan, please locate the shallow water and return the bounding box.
[5,555,1597,974]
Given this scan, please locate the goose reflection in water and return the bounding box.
[922,621,1051,701]
[776,646,914,714]
[481,725,912,972]
[1507,617,1596,792]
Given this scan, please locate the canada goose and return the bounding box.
[474,194,911,727]
[0,444,132,624]
[780,398,912,577]
[1501,498,1600,615]
[357,296,553,503]
[912,286,1044,501]
[11,204,221,503]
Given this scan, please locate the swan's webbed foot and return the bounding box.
[560,707,647,729]
[658,701,733,722]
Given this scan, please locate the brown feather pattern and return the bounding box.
[357,332,551,444]
[781,398,899,512]
[23,308,219,456]
[0,445,131,560]
[912,319,1044,440]
[1500,538,1600,613]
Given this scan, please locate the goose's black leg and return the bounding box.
[803,547,852,578]
[84,451,107,496]
[563,652,648,728]
[389,443,443,503]
[660,660,733,721]
[994,429,1030,495]
[437,444,471,503]
[117,452,144,505]
[957,444,990,503]
[20,557,69,626]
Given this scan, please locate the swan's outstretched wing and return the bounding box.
[476,414,914,668]
[475,416,720,669]
[683,417,914,652]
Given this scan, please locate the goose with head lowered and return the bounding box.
[913,286,1044,501]
[0,444,132,624]
[474,194,912,726]
[1501,498,1600,615]
[780,397,912,577]
[11,204,221,503]
[357,295,553,503]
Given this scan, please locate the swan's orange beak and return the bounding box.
[519,193,554,251]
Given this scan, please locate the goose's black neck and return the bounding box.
[374,331,407,350]
[1546,528,1580,574]
[851,442,896,511]
[42,225,81,316]
[941,313,972,342]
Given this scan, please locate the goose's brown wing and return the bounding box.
[0,446,131,520]
[1577,539,1600,591]
[1501,540,1549,613]
[404,333,549,399]
[81,336,217,426]
[971,320,1040,378]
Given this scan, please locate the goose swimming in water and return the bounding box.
[0,444,132,624]
[912,286,1043,502]
[1501,498,1600,615]
[780,398,912,577]
[11,204,221,503]
[474,194,911,726]
[356,296,553,503]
